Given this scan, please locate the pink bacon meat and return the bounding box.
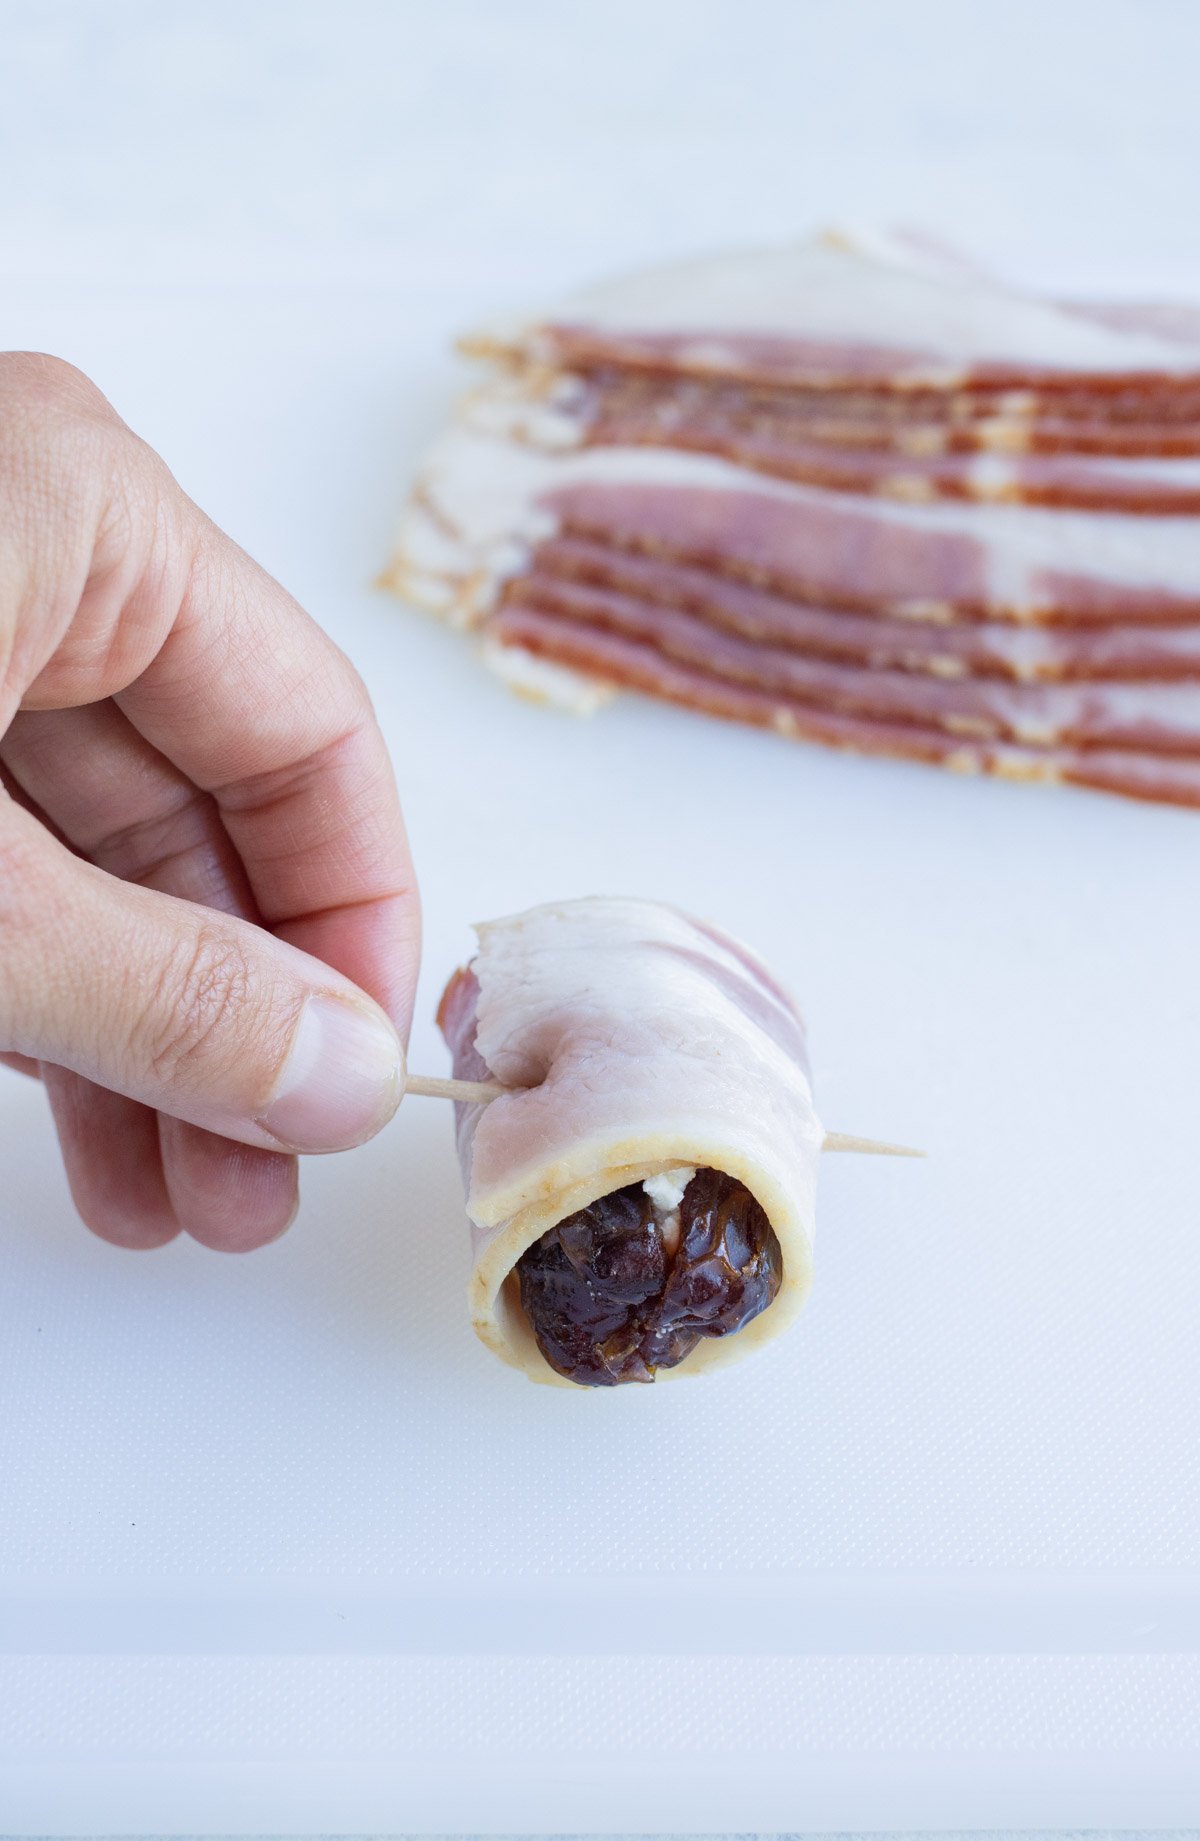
[494,579,1200,754]
[387,232,1200,808]
[522,535,1200,682]
[468,371,1200,498]
[400,431,1200,628]
[486,604,1200,810]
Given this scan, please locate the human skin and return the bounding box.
[0,353,421,1252]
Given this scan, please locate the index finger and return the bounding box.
[116,516,420,1035]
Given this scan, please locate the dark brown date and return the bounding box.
[516,1168,782,1386]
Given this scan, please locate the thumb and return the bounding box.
[0,801,406,1153]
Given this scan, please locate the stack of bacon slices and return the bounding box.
[386,232,1200,808]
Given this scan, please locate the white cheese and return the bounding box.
[643,1167,696,1214]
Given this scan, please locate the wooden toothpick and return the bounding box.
[403,1073,923,1159]
[821,1131,925,1159]
[404,1072,510,1104]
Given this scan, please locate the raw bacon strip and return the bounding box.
[468,369,1200,470]
[497,580,1200,754]
[466,235,1200,395]
[387,237,1200,809]
[437,898,823,1386]
[395,430,1200,628]
[483,605,1200,810]
[587,426,1200,513]
[579,371,1200,430]
[470,366,1200,440]
[527,535,1200,683]
[579,417,1200,514]
[550,478,1200,625]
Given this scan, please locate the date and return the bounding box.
[516,1168,782,1386]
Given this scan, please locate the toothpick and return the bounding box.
[821,1130,925,1159]
[404,1073,510,1104]
[404,1074,923,1158]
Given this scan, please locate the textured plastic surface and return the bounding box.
[2,2,1200,1830]
[1,1656,1200,1830]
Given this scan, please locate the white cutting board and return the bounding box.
[4,0,1200,1813]
[0,271,1197,1834]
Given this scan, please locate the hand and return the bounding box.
[0,354,420,1251]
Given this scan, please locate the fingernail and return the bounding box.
[258,996,404,1152]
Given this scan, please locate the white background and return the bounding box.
[1,1,1199,1832]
